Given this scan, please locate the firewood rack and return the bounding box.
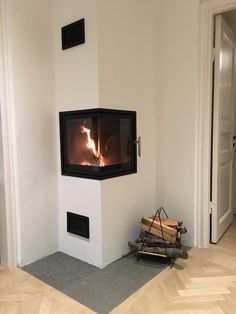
[136,207,176,268]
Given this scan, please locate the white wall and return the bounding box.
[97,0,159,266]
[2,0,200,267]
[52,0,103,267]
[0,110,6,264]
[155,0,199,246]
[234,96,236,214]
[97,0,198,264]
[5,0,58,265]
[53,0,198,268]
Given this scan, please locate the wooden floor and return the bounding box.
[0,266,95,314]
[1,219,236,314]
[111,217,236,313]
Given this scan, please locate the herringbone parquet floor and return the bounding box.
[111,217,236,314]
[0,266,95,314]
[1,218,236,314]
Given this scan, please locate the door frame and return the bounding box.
[0,0,19,269]
[198,0,236,247]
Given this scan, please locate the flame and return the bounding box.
[80,124,105,166]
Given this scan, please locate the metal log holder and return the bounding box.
[136,207,176,268]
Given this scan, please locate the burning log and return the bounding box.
[80,124,105,167]
[83,151,99,165]
[128,241,188,259]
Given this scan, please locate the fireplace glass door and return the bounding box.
[60,109,137,179]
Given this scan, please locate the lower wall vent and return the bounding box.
[67,212,89,239]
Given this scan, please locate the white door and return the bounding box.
[211,15,236,243]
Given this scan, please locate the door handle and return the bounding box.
[233,136,236,168]
[233,135,236,147]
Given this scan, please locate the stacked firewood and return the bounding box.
[129,216,188,260]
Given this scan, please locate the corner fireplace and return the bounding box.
[59,108,137,180]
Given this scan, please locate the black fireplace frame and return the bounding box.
[59,108,137,180]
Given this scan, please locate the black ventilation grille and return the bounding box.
[67,212,89,239]
[61,19,85,50]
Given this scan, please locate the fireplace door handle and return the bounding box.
[134,136,141,157]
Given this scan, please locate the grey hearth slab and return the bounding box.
[22,251,168,314]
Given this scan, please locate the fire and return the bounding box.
[80,124,105,166]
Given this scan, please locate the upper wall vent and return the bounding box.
[61,19,85,50]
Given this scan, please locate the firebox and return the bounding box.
[59,108,137,180]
